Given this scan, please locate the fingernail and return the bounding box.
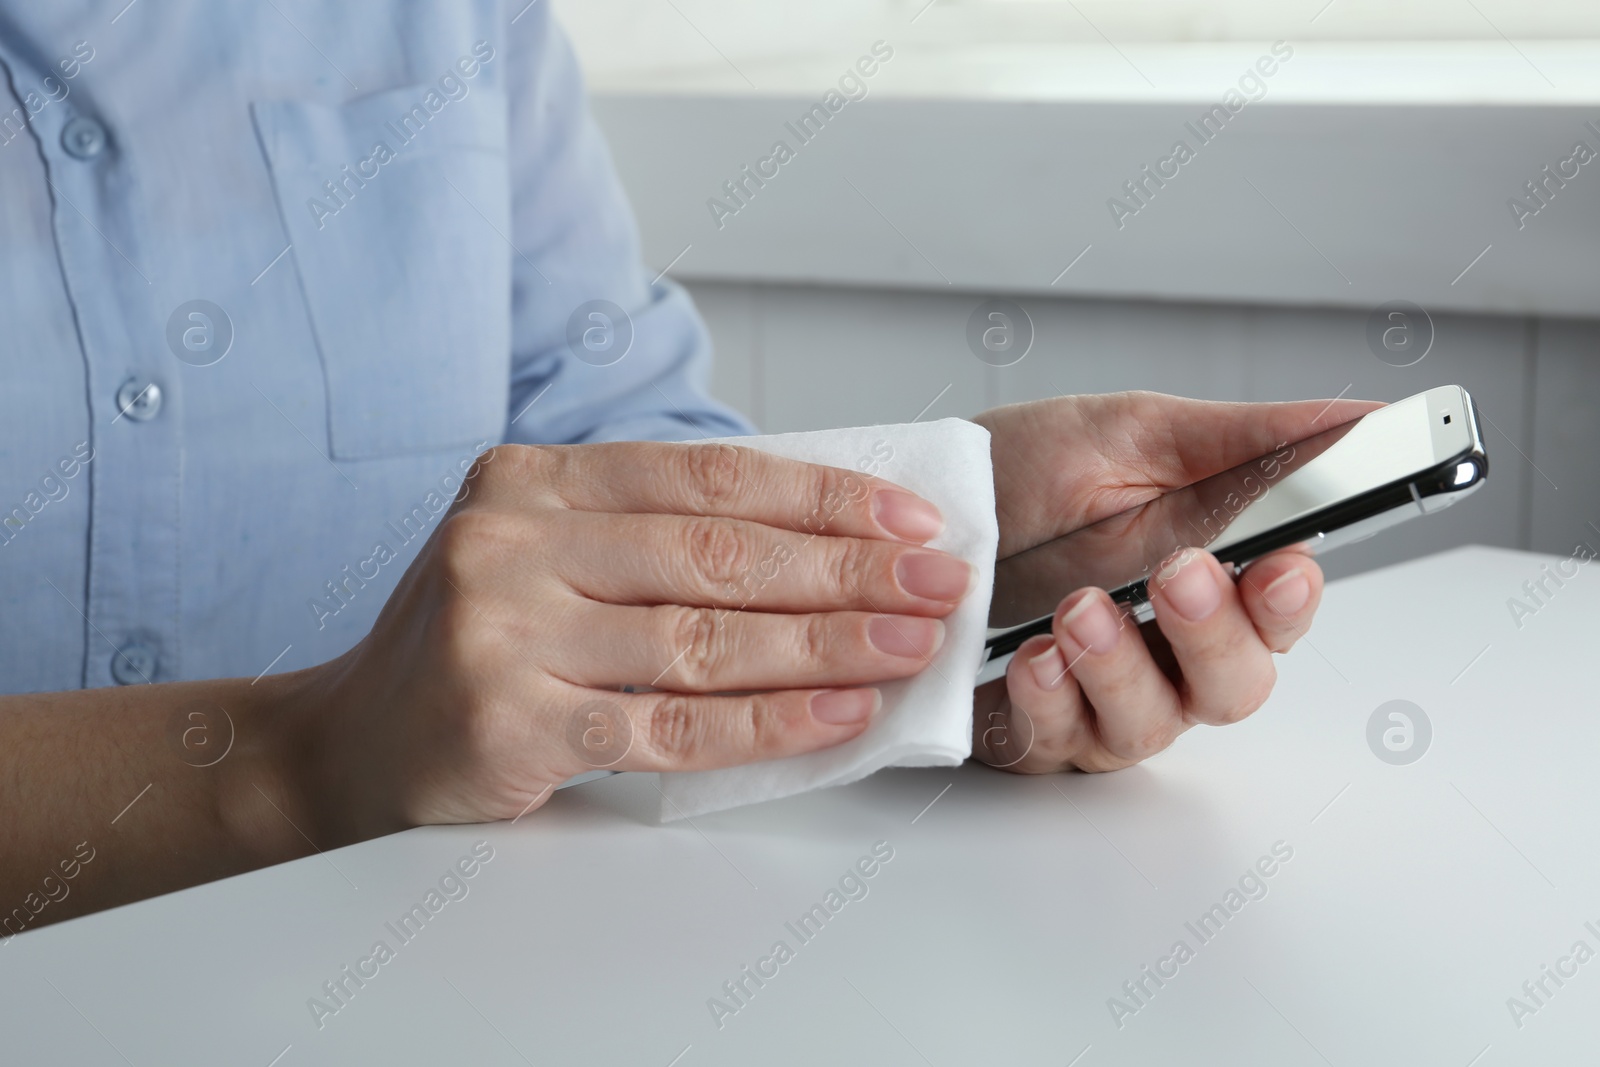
[811,688,881,725]
[868,615,945,659]
[872,488,944,542]
[1262,568,1311,616]
[896,551,975,601]
[1159,549,1222,622]
[1029,643,1067,690]
[1060,591,1120,657]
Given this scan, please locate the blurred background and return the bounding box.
[555,0,1600,578]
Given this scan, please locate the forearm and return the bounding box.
[0,670,319,931]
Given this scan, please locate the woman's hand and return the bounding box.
[970,391,1379,774]
[287,441,975,844]
[0,439,976,922]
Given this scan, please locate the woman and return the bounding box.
[0,1,1348,928]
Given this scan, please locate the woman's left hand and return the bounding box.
[969,391,1379,773]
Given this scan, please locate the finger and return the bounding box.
[510,441,946,543]
[1236,551,1324,654]
[970,638,1051,771]
[553,603,945,692]
[561,685,883,775]
[552,512,974,616]
[1146,548,1278,727]
[977,635,1086,773]
[1049,586,1187,763]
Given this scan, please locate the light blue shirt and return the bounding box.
[0,1,754,694]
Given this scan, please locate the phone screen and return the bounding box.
[988,392,1465,631]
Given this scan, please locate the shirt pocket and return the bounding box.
[252,84,511,460]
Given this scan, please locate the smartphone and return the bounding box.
[976,384,1489,685]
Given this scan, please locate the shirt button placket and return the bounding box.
[51,107,182,687]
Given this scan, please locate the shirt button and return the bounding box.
[61,116,108,160]
[115,378,163,421]
[111,642,157,685]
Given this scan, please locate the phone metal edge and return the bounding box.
[973,386,1489,687]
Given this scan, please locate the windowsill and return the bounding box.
[590,41,1600,105]
[591,42,1600,317]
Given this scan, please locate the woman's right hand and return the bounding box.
[281,440,975,845]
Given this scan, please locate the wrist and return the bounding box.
[245,646,421,852]
[215,661,350,863]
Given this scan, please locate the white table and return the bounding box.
[5,546,1597,1065]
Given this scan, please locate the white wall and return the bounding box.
[691,280,1600,578]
